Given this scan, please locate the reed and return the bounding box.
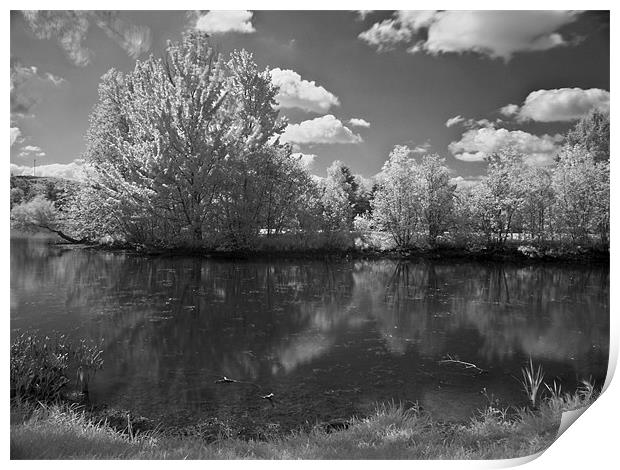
[10,331,104,403]
[520,358,545,407]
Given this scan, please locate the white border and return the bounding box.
[5,2,617,468]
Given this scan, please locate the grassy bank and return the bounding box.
[11,385,596,460]
[9,331,600,459]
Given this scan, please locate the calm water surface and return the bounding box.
[10,237,609,429]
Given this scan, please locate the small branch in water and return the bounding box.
[260,393,276,407]
[438,355,487,374]
[213,376,260,389]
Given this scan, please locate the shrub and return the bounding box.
[11,332,104,403]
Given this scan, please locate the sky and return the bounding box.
[9,10,610,182]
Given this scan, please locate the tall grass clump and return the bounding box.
[520,358,545,407]
[10,331,104,403]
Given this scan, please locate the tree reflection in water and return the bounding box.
[11,238,608,427]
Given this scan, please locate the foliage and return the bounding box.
[417,153,456,245]
[10,176,79,210]
[11,332,104,403]
[14,44,606,255]
[11,196,62,235]
[10,196,85,243]
[371,147,456,248]
[519,165,554,243]
[551,145,609,245]
[471,148,527,246]
[10,187,25,207]
[83,31,311,249]
[564,110,609,163]
[318,163,355,234]
[371,146,423,248]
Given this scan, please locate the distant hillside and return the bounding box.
[10,175,81,210]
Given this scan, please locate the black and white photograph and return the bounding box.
[8,4,612,461]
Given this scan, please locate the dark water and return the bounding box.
[10,237,609,430]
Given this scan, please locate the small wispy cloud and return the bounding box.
[22,11,152,67]
[348,118,371,128]
[17,144,46,159]
[11,60,66,116]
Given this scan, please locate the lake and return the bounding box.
[10,237,609,432]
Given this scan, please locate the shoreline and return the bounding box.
[58,240,610,266]
[10,390,594,460]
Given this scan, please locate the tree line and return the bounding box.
[10,32,610,253]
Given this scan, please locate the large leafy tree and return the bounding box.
[84,32,289,248]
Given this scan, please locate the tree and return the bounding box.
[371,147,456,248]
[84,32,288,248]
[261,151,318,236]
[417,154,456,245]
[520,165,554,243]
[551,145,609,245]
[10,196,86,243]
[371,146,422,248]
[471,148,527,246]
[322,161,356,229]
[318,169,354,234]
[564,110,609,163]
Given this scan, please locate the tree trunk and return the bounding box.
[39,225,88,244]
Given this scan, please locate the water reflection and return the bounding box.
[11,238,608,427]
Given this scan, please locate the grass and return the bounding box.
[521,358,546,407]
[9,333,599,460]
[10,385,597,460]
[10,331,104,402]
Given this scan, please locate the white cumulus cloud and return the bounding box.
[449,127,563,165]
[360,10,581,61]
[500,104,520,117]
[511,88,610,122]
[281,115,363,145]
[348,118,371,128]
[10,160,89,180]
[194,10,255,34]
[358,15,413,52]
[270,68,340,113]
